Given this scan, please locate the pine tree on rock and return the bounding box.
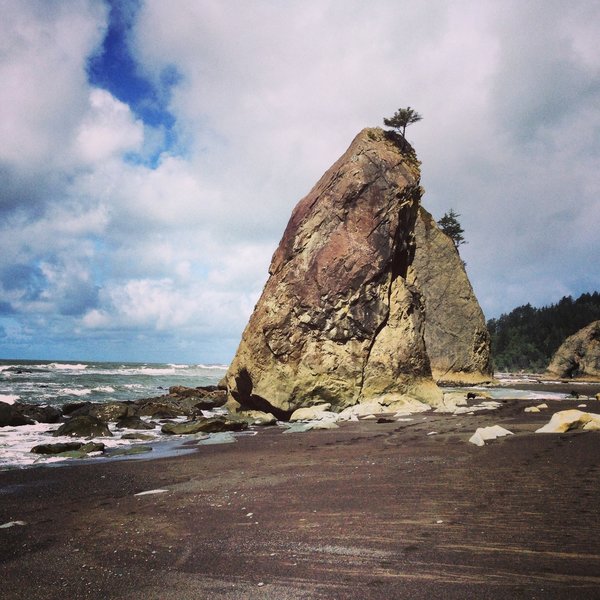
[383,107,423,138]
[438,209,466,249]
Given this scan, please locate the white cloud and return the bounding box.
[1,0,599,362]
[0,0,108,169]
[75,89,144,162]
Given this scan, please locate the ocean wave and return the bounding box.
[58,388,92,397]
[168,364,189,369]
[196,364,228,370]
[49,363,88,371]
[93,386,115,393]
[133,367,177,375]
[0,394,19,405]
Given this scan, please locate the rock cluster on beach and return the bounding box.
[546,320,600,379]
[225,128,492,416]
[0,385,244,458]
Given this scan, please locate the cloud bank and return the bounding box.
[0,0,598,362]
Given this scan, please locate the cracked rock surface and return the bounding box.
[225,128,490,415]
[546,320,600,379]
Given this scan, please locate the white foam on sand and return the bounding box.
[0,419,167,469]
[0,394,19,405]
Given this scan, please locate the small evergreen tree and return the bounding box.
[438,209,466,249]
[383,107,423,137]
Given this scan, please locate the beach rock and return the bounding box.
[546,321,600,379]
[0,402,35,427]
[12,403,62,424]
[237,410,278,426]
[31,441,105,455]
[53,415,113,438]
[469,425,513,446]
[289,404,334,422]
[168,385,227,409]
[134,401,186,419]
[90,402,133,422]
[410,207,493,385]
[524,406,541,413]
[434,392,469,413]
[535,409,600,434]
[337,396,430,420]
[225,128,444,416]
[121,432,155,440]
[115,415,156,430]
[62,401,92,416]
[161,416,248,435]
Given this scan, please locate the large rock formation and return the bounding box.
[225,128,491,416]
[546,320,600,379]
[410,207,493,384]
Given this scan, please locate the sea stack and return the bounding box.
[411,207,493,384]
[225,128,491,416]
[546,320,600,379]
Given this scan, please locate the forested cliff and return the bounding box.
[487,292,600,371]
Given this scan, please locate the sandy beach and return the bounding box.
[2,390,600,599]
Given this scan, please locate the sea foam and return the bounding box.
[0,394,19,405]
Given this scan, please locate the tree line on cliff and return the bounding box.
[487,292,600,371]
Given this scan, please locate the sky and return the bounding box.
[0,0,599,364]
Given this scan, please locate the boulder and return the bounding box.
[62,402,93,416]
[338,396,430,420]
[546,321,600,379]
[168,385,227,409]
[12,403,62,424]
[53,415,113,438]
[237,410,278,426]
[468,425,513,446]
[31,441,105,455]
[134,401,186,419]
[89,402,133,422]
[410,207,493,384]
[289,403,335,422]
[0,402,35,427]
[225,128,445,416]
[161,417,248,435]
[535,409,600,433]
[115,415,156,430]
[121,432,155,440]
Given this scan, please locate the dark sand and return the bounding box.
[2,391,600,599]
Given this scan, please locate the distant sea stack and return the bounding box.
[546,320,600,380]
[225,128,491,416]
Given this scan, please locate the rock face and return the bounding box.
[410,207,493,384]
[225,128,491,416]
[546,321,600,379]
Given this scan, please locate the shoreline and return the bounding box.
[2,393,600,598]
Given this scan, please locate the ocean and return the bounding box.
[0,359,227,407]
[0,359,228,470]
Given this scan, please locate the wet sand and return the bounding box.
[2,394,600,599]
